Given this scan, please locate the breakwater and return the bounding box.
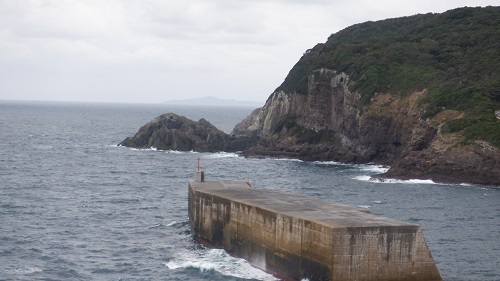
[188,175,442,281]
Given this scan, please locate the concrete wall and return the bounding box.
[188,180,442,281]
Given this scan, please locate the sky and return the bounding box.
[0,0,497,104]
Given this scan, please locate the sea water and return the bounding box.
[1,100,499,281]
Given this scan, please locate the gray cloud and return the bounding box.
[0,0,497,103]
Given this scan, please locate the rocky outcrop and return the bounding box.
[233,68,500,186]
[384,139,500,186]
[119,113,253,152]
[231,107,262,138]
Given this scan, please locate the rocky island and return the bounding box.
[120,7,500,186]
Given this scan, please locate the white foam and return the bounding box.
[312,161,344,165]
[354,175,437,185]
[129,147,158,151]
[405,179,437,184]
[311,162,389,174]
[358,164,390,174]
[357,205,371,209]
[164,149,185,154]
[354,175,372,182]
[204,152,239,159]
[3,267,42,275]
[270,158,303,162]
[127,148,202,153]
[166,248,279,281]
[158,149,199,154]
[166,221,177,227]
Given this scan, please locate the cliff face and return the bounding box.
[233,69,500,185]
[258,69,358,137]
[234,69,433,163]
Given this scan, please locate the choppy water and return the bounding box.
[1,101,499,281]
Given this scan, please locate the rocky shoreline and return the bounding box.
[119,105,500,187]
[118,68,500,187]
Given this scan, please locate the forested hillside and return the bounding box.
[277,6,499,147]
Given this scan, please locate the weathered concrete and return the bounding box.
[188,180,442,281]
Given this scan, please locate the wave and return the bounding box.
[163,149,203,154]
[354,175,437,185]
[357,205,372,209]
[122,147,238,157]
[270,158,303,162]
[127,147,158,151]
[354,170,495,188]
[165,248,279,281]
[148,223,163,229]
[357,164,390,174]
[312,160,344,165]
[118,146,199,154]
[3,266,42,275]
[311,161,390,174]
[166,221,177,227]
[203,152,239,159]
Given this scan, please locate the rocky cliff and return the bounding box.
[233,68,500,185]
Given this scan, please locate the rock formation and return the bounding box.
[232,69,500,186]
[119,113,252,152]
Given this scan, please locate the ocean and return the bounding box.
[1,100,498,281]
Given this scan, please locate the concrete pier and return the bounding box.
[188,179,442,281]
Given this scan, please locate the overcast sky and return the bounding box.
[0,0,497,104]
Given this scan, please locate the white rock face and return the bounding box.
[233,69,360,139]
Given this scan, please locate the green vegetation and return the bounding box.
[463,120,500,147]
[443,116,500,147]
[276,6,500,147]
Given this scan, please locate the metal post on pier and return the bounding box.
[195,157,205,182]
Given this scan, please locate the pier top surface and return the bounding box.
[189,180,417,229]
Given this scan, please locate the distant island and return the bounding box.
[163,96,263,107]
